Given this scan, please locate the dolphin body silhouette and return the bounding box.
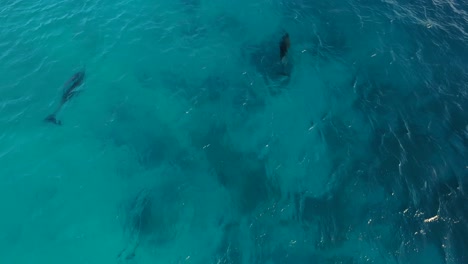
[45,70,85,125]
[279,33,290,64]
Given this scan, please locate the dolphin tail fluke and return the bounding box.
[44,114,62,125]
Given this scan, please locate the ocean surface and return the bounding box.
[0,0,467,263]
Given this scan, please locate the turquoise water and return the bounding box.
[1,0,467,263]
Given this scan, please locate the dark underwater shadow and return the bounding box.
[118,178,189,262]
[191,122,280,216]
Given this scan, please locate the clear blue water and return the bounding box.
[0,0,467,263]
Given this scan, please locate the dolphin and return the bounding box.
[279,33,290,64]
[279,33,291,77]
[44,70,85,125]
